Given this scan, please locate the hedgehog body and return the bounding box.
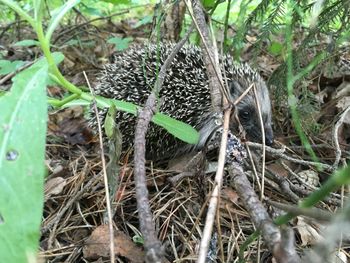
[93,43,273,160]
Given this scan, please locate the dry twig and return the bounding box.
[84,71,115,263]
[185,1,234,261]
[228,164,301,263]
[332,106,350,169]
[133,25,194,263]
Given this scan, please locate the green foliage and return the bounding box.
[13,39,40,47]
[0,59,24,75]
[0,0,197,261]
[0,57,49,263]
[152,113,200,145]
[203,0,221,9]
[276,164,350,225]
[132,234,144,245]
[134,15,153,28]
[268,41,284,56]
[101,0,131,4]
[63,98,200,145]
[104,104,118,139]
[107,37,133,51]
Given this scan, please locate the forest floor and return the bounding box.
[1,12,350,263]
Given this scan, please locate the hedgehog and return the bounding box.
[92,43,274,160]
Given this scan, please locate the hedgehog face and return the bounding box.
[229,75,274,146]
[236,104,274,146]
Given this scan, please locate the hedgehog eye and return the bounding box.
[239,110,250,120]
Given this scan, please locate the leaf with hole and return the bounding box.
[0,58,49,262]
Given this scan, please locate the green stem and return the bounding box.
[238,230,260,263]
[35,21,93,102]
[48,94,79,107]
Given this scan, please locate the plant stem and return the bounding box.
[35,18,93,102]
[48,94,79,107]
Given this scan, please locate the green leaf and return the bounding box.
[203,0,216,8]
[132,234,144,245]
[0,60,24,75]
[13,39,40,47]
[81,6,104,16]
[0,59,48,262]
[0,0,35,26]
[134,15,152,28]
[268,41,284,56]
[57,96,199,145]
[107,37,133,51]
[100,0,131,5]
[48,52,65,66]
[33,0,43,21]
[104,104,117,139]
[152,113,199,145]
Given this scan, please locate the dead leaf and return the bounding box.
[331,250,347,263]
[44,177,66,201]
[335,82,350,99]
[222,187,240,204]
[315,89,329,103]
[83,225,145,263]
[336,97,350,112]
[48,106,94,145]
[295,169,320,188]
[266,162,290,178]
[295,217,323,246]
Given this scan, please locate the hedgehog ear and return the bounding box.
[229,80,243,100]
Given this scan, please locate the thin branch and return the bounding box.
[246,142,334,172]
[253,85,266,200]
[186,1,233,261]
[267,199,333,222]
[228,163,301,263]
[332,106,350,169]
[133,25,194,263]
[197,108,231,263]
[185,0,230,110]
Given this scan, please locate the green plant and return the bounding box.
[0,0,199,261]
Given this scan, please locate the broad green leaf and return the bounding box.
[132,234,144,245]
[46,0,81,42]
[13,39,40,47]
[0,60,49,262]
[107,37,133,51]
[0,59,24,75]
[46,52,65,66]
[58,96,137,113]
